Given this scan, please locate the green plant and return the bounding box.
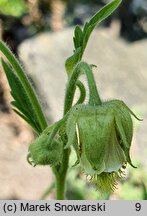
[0,0,141,200]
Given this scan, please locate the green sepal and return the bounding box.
[122,146,137,168]
[104,121,126,172]
[77,110,106,174]
[102,100,137,168]
[103,100,133,147]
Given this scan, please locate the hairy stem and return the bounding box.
[75,80,86,105]
[54,148,70,199]
[64,61,101,114]
[53,67,86,199]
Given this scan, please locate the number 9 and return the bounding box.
[135,203,141,211]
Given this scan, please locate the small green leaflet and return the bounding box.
[65,0,122,75]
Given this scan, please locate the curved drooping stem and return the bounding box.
[64,61,102,114]
[75,80,86,105]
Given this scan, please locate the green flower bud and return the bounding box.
[28,133,63,166]
[66,99,141,192]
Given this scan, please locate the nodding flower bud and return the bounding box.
[28,133,63,167]
[65,99,141,192]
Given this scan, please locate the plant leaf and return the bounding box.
[73,25,83,49]
[65,0,122,75]
[1,59,42,134]
[65,47,82,76]
[0,41,47,133]
[13,108,39,133]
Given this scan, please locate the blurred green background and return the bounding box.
[0,0,147,200]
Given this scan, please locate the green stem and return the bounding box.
[54,149,70,199]
[81,63,102,106]
[64,61,101,114]
[53,67,86,199]
[75,80,86,105]
[56,176,65,200]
